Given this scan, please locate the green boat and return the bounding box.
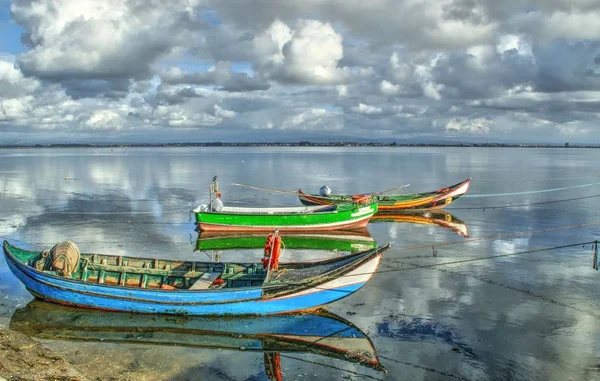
[193,177,378,232]
[196,229,377,253]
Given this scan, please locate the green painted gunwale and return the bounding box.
[195,202,378,228]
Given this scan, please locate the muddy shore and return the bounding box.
[0,329,86,381]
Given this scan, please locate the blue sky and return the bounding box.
[0,0,24,54]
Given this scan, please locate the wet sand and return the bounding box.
[0,329,86,380]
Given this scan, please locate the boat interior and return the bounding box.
[6,243,268,290]
[4,242,375,292]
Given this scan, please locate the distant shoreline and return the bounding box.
[0,142,598,149]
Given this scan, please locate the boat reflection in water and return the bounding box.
[10,301,386,380]
[195,228,377,255]
[370,210,469,238]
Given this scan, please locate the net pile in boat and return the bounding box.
[49,241,80,277]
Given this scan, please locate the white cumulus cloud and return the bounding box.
[257,19,349,84]
[352,103,382,115]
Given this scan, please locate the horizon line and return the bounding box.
[1,142,598,149]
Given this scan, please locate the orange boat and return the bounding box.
[299,178,471,212]
[371,210,469,237]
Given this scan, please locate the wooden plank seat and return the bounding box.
[189,271,222,290]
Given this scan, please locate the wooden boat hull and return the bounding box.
[3,240,388,316]
[196,229,377,253]
[371,210,469,238]
[10,301,385,373]
[299,178,471,212]
[194,202,378,232]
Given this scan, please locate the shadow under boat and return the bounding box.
[10,300,386,378]
[195,228,377,254]
[370,210,469,238]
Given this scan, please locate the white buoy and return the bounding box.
[319,185,332,197]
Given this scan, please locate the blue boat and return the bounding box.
[10,300,386,374]
[3,240,390,316]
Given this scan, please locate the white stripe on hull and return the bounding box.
[433,180,471,202]
[270,254,382,300]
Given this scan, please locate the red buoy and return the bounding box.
[262,231,282,270]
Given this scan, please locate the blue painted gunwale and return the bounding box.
[3,241,387,315]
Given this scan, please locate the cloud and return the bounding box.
[0,59,39,98]
[2,0,600,143]
[257,19,349,85]
[445,117,491,134]
[389,52,413,83]
[380,80,400,95]
[213,104,237,118]
[85,109,124,130]
[12,0,204,95]
[282,108,329,129]
[534,40,600,93]
[161,62,270,92]
[0,96,33,121]
[352,103,383,115]
[252,19,293,68]
[213,0,498,50]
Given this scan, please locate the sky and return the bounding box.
[1,0,600,144]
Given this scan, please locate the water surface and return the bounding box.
[1,147,600,380]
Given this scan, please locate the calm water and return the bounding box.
[1,147,600,381]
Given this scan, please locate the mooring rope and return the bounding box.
[249,240,597,289]
[387,221,600,252]
[476,174,600,182]
[462,181,600,198]
[307,241,600,320]
[449,193,600,210]
[421,261,600,320]
[278,354,385,380]
[378,355,471,381]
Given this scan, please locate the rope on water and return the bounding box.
[378,355,471,381]
[309,241,600,320]
[269,241,595,289]
[476,174,600,182]
[418,261,600,320]
[450,193,600,210]
[387,221,600,252]
[382,241,595,270]
[278,354,385,380]
[462,181,600,198]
